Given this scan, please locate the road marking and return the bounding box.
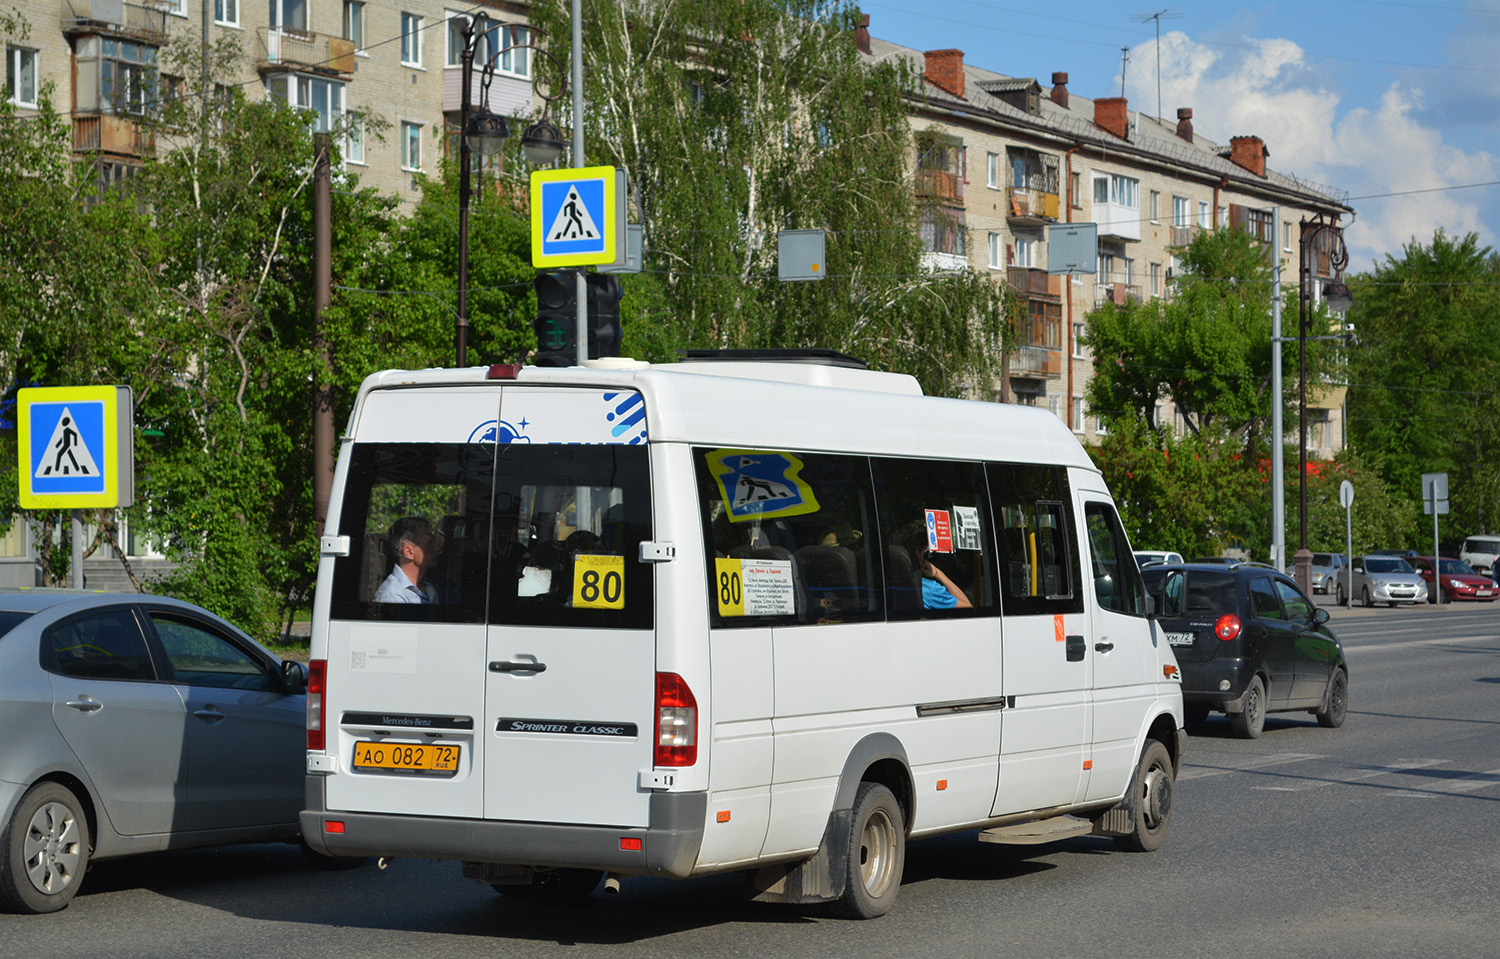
[1179,752,1325,781]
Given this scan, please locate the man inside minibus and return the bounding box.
[374,517,444,604]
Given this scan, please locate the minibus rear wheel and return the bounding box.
[828,782,905,919]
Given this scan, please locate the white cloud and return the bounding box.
[1129,30,1498,271]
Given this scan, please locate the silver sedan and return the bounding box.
[1347,556,1429,607]
[0,589,320,913]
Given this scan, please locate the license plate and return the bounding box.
[352,740,460,774]
[1165,631,1196,647]
[1480,590,1493,597]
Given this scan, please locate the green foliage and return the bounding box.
[527,0,1005,396]
[1297,451,1417,557]
[1344,230,1500,540]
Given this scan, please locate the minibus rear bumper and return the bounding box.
[301,777,706,879]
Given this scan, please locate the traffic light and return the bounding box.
[531,272,624,366]
[532,271,576,367]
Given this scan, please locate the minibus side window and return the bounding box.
[695,448,880,627]
[1083,501,1148,616]
[988,463,1084,616]
[870,457,996,618]
[488,444,653,630]
[330,444,494,624]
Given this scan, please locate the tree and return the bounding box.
[1345,230,1500,539]
[525,0,1006,396]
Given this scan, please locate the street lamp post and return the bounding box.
[455,16,568,367]
[1295,213,1352,593]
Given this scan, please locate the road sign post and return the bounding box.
[1340,480,1355,604]
[1422,473,1449,604]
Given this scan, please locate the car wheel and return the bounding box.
[828,781,905,920]
[0,782,90,915]
[1361,586,1372,608]
[1229,676,1267,739]
[1317,668,1349,729]
[494,868,604,899]
[1335,582,1347,606]
[1113,738,1175,853]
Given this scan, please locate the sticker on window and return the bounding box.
[953,505,982,551]
[573,554,625,609]
[706,449,820,522]
[715,557,795,617]
[925,509,953,553]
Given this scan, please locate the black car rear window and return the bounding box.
[0,610,33,640]
[1141,569,1237,616]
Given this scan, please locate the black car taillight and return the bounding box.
[1214,614,1242,641]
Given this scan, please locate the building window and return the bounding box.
[270,0,307,31]
[346,113,365,164]
[1150,262,1161,297]
[1284,221,1294,252]
[6,45,37,107]
[343,1,365,51]
[497,25,531,79]
[1072,397,1086,433]
[1198,200,1210,228]
[1048,395,1062,421]
[1072,322,1086,358]
[1110,174,1138,209]
[1092,176,1108,205]
[920,210,966,257]
[214,0,238,27]
[401,13,424,67]
[75,38,158,115]
[401,121,422,170]
[1070,171,1081,209]
[987,232,1002,269]
[1014,233,1036,269]
[1149,190,1160,223]
[987,152,1000,189]
[163,0,186,16]
[266,74,345,132]
[1217,205,1227,227]
[1095,414,1108,435]
[1173,195,1189,227]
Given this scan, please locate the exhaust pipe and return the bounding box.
[602,874,621,895]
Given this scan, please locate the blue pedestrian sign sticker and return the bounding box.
[530,166,618,267]
[17,385,134,509]
[705,449,821,523]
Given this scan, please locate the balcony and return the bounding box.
[256,28,356,76]
[1169,224,1196,247]
[1006,188,1059,224]
[62,0,167,41]
[1011,345,1062,377]
[1007,267,1061,300]
[73,115,153,156]
[1094,283,1142,308]
[1095,200,1141,242]
[915,167,964,204]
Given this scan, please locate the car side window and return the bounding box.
[44,609,156,681]
[1083,501,1147,616]
[149,613,274,691]
[1273,579,1313,622]
[1248,577,1284,620]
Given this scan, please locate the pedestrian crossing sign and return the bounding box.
[17,385,134,509]
[530,166,619,267]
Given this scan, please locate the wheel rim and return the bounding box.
[1247,681,1263,724]
[1140,760,1172,830]
[23,801,83,896]
[1330,673,1346,719]
[858,807,898,898]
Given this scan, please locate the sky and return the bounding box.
[859,0,1500,272]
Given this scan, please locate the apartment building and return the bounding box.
[3,0,538,202]
[857,20,1353,453]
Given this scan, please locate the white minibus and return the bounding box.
[302,353,1184,918]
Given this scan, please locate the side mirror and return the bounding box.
[1314,607,1331,625]
[282,659,307,693]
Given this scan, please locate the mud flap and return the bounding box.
[747,809,851,904]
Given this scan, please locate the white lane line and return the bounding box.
[1179,752,1325,781]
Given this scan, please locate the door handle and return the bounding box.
[193,707,225,723]
[65,699,102,713]
[1065,635,1087,662]
[1095,641,1115,653]
[490,660,547,673]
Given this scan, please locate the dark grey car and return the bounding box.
[0,589,313,913]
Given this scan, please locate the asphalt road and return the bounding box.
[5,599,1498,959]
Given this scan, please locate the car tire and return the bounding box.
[1317,668,1349,729]
[828,781,905,920]
[1335,582,1347,606]
[1361,586,1372,608]
[1229,676,1267,739]
[494,868,605,899]
[1113,738,1175,853]
[0,782,90,915]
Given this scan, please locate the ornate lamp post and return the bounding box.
[1295,213,1353,592]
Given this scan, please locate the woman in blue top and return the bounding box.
[918,546,973,609]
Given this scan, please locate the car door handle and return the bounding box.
[65,699,103,713]
[1065,635,1087,662]
[193,707,225,724]
[490,660,547,673]
[1095,641,1115,653]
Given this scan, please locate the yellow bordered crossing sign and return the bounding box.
[17,385,134,509]
[530,166,619,267]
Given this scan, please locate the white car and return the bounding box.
[1348,555,1428,607]
[1134,550,1185,568]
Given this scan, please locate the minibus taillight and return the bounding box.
[654,672,697,767]
[307,659,327,751]
[1214,614,1242,641]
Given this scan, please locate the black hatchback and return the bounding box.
[1141,564,1349,738]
